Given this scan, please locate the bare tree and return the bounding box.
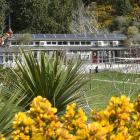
[70,1,98,34]
[16,33,32,45]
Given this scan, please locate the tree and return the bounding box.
[10,0,33,33]
[10,0,49,33]
[115,0,132,16]
[111,16,129,32]
[16,34,32,45]
[70,1,98,33]
[10,0,73,33]
[0,0,9,34]
[47,0,73,33]
[127,26,139,37]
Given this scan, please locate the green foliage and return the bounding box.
[111,16,130,32]
[16,34,32,45]
[47,0,73,33]
[0,86,26,135]
[0,0,9,34]
[10,0,49,33]
[13,51,88,113]
[0,0,139,34]
[10,0,73,33]
[115,0,132,16]
[127,26,139,36]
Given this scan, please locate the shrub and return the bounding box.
[13,51,88,113]
[9,95,140,140]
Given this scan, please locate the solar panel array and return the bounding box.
[11,34,127,41]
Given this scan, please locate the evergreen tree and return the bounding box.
[0,0,9,34]
[47,0,73,33]
[9,0,74,33]
[29,0,49,33]
[115,0,132,16]
[10,0,48,33]
[10,0,32,33]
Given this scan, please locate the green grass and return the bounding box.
[85,71,140,110]
[90,71,140,82]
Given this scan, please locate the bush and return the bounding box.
[127,26,139,37]
[9,95,140,139]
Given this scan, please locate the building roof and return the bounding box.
[9,34,127,41]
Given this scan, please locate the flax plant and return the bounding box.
[0,86,26,136]
[13,51,88,113]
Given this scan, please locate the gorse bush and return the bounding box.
[6,95,140,140]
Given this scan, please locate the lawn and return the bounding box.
[85,71,140,110]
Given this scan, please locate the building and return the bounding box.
[0,34,128,64]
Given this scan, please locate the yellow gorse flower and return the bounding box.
[5,95,139,139]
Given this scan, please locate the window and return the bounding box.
[70,42,74,45]
[104,41,108,44]
[16,42,23,45]
[81,55,90,60]
[98,42,102,45]
[52,42,56,45]
[11,41,17,45]
[40,42,44,46]
[95,42,97,46]
[113,42,118,46]
[35,42,39,45]
[58,42,62,45]
[63,41,68,45]
[113,42,117,45]
[9,55,13,61]
[72,51,77,53]
[81,42,86,45]
[47,42,51,45]
[86,41,91,45]
[5,53,13,62]
[75,42,80,45]
[0,53,3,64]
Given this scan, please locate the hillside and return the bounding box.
[86,0,140,35]
[0,0,139,36]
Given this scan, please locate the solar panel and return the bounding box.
[96,34,105,38]
[55,34,65,39]
[65,34,76,39]
[106,34,114,37]
[34,34,45,39]
[91,34,96,37]
[115,34,126,39]
[105,34,116,40]
[32,34,35,39]
[85,34,93,37]
[76,34,85,38]
[12,33,127,41]
[45,34,55,39]
[115,34,125,37]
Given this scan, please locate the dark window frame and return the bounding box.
[46,42,51,45]
[75,42,80,45]
[58,42,63,45]
[70,42,74,45]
